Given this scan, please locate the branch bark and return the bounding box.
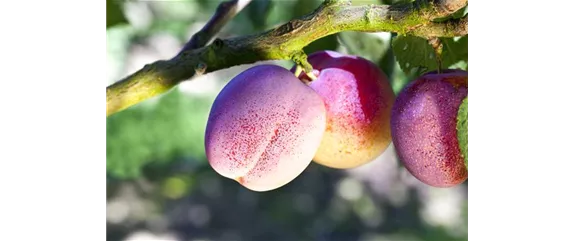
[106,0,468,117]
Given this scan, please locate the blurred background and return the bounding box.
[106,0,468,240]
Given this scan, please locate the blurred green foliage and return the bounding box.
[338,32,388,64]
[106,0,128,28]
[107,1,468,240]
[107,91,213,178]
[246,0,273,31]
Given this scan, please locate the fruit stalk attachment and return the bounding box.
[292,51,319,83]
[428,37,444,73]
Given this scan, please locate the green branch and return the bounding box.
[106,0,468,116]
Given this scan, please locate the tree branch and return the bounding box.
[106,0,468,117]
[179,0,252,53]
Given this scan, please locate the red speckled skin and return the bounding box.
[391,69,468,187]
[293,50,395,169]
[205,65,326,192]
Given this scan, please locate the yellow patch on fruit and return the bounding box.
[313,116,392,169]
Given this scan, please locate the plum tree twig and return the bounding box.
[106,0,468,117]
[179,0,253,53]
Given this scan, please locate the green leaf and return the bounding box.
[457,97,468,168]
[390,60,419,95]
[440,35,468,69]
[391,35,468,76]
[338,31,389,63]
[391,35,439,76]
[451,5,469,19]
[106,0,128,28]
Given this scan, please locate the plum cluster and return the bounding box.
[204,50,468,191]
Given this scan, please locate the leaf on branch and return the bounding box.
[451,5,469,19]
[441,35,468,69]
[392,35,439,75]
[392,34,468,75]
[457,97,468,168]
[106,0,128,28]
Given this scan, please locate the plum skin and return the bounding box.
[391,69,468,188]
[293,50,395,169]
[204,64,327,192]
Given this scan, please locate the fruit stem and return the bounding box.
[428,37,444,73]
[291,50,315,75]
[307,72,318,81]
[294,65,303,77]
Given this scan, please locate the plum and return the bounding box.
[205,65,327,192]
[391,69,468,187]
[293,50,395,169]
